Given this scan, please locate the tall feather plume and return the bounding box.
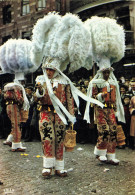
[31,12,93,73]
[84,16,125,66]
[0,38,37,74]
[5,39,18,72]
[47,13,92,72]
[67,13,92,72]
[0,42,13,73]
[31,12,61,67]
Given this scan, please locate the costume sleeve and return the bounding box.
[66,84,74,116]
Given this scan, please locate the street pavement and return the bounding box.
[0,139,135,195]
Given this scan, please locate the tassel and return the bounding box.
[37,105,42,111]
[48,107,51,112]
[105,103,107,107]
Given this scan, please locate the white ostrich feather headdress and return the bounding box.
[84,16,125,124]
[84,16,125,71]
[0,38,37,111]
[0,38,38,77]
[31,12,93,73]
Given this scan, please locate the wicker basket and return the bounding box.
[116,125,126,146]
[20,109,29,122]
[64,125,77,152]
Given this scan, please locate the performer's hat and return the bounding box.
[97,55,114,72]
[84,16,125,72]
[42,57,60,71]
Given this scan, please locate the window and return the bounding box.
[22,0,30,16]
[3,5,11,24]
[38,0,46,11]
[116,6,131,30]
[56,0,60,12]
[22,31,31,40]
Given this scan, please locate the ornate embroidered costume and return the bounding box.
[4,83,26,150]
[92,82,117,154]
[84,16,125,165]
[0,39,37,151]
[35,75,74,174]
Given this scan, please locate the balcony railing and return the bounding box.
[70,0,98,12]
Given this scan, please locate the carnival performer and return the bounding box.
[34,58,75,177]
[84,16,125,165]
[31,12,104,177]
[3,74,27,151]
[0,39,37,152]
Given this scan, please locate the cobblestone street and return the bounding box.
[0,139,135,195]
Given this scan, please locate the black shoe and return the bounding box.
[24,139,33,142]
[117,145,125,149]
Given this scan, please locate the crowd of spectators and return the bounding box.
[0,75,135,149]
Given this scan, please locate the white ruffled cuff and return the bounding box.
[107,153,120,163]
[55,160,64,170]
[36,88,45,98]
[6,134,13,142]
[94,146,107,156]
[96,93,105,103]
[43,156,55,168]
[12,142,26,150]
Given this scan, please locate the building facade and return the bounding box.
[0,0,135,84]
[0,0,70,44]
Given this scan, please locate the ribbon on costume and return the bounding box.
[42,68,104,125]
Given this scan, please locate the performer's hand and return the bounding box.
[36,82,43,93]
[68,122,73,130]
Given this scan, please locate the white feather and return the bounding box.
[38,13,93,73]
[0,43,11,73]
[31,12,61,66]
[5,39,18,72]
[85,16,125,65]
[0,38,37,74]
